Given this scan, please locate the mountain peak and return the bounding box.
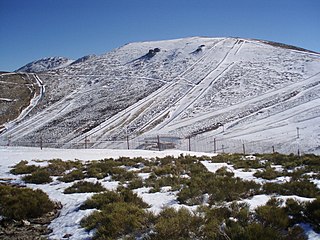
[16,56,74,73]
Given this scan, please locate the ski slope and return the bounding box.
[1,37,320,154]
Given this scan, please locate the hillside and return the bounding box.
[0,72,42,132]
[16,57,74,73]
[1,37,320,154]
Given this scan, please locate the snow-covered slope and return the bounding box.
[16,56,74,73]
[2,37,320,154]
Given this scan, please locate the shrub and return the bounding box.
[118,187,149,208]
[178,170,261,205]
[81,187,148,209]
[253,166,282,180]
[81,202,153,239]
[85,166,105,179]
[85,159,121,178]
[22,169,52,184]
[127,177,144,189]
[263,179,319,198]
[80,190,122,210]
[304,197,320,232]
[64,181,105,194]
[200,201,307,240]
[46,159,83,176]
[215,166,234,177]
[255,204,289,229]
[111,168,138,182]
[232,159,263,169]
[284,198,305,224]
[58,169,85,182]
[151,207,203,240]
[0,185,55,220]
[10,160,39,175]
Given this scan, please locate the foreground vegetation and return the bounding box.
[0,184,55,220]
[8,153,320,239]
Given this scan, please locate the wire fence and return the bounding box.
[1,133,306,155]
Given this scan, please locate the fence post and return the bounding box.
[188,136,191,151]
[157,135,161,151]
[222,144,225,153]
[7,135,11,146]
[242,143,246,156]
[213,138,217,153]
[40,136,43,150]
[127,135,130,150]
[85,136,88,149]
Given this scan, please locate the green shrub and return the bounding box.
[64,181,105,194]
[232,159,263,169]
[85,159,121,179]
[80,190,122,210]
[0,185,55,220]
[304,197,320,232]
[127,177,144,189]
[85,166,105,179]
[254,166,282,180]
[58,169,85,182]
[200,201,307,240]
[215,166,234,177]
[255,204,289,229]
[81,188,148,210]
[111,168,138,182]
[81,202,153,240]
[178,170,261,205]
[210,153,243,163]
[10,160,39,175]
[22,169,52,184]
[263,179,319,198]
[116,156,150,167]
[284,198,305,224]
[145,174,185,192]
[151,207,203,240]
[46,159,83,176]
[118,187,149,208]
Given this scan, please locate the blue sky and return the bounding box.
[1,0,319,71]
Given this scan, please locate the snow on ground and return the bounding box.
[0,146,214,168]
[238,194,315,211]
[202,160,320,239]
[133,187,198,215]
[0,147,319,239]
[0,146,214,240]
[201,160,262,183]
[300,223,320,240]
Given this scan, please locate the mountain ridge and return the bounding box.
[2,37,320,154]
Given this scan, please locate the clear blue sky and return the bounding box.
[1,0,319,71]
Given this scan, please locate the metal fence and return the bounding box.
[1,133,306,155]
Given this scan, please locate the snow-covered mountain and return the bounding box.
[2,37,320,154]
[16,56,74,72]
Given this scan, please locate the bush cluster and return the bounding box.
[64,181,106,194]
[178,167,260,205]
[10,160,39,175]
[9,153,319,240]
[80,188,150,239]
[0,185,55,220]
[263,179,319,198]
[22,169,52,184]
[254,166,282,180]
[58,169,85,182]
